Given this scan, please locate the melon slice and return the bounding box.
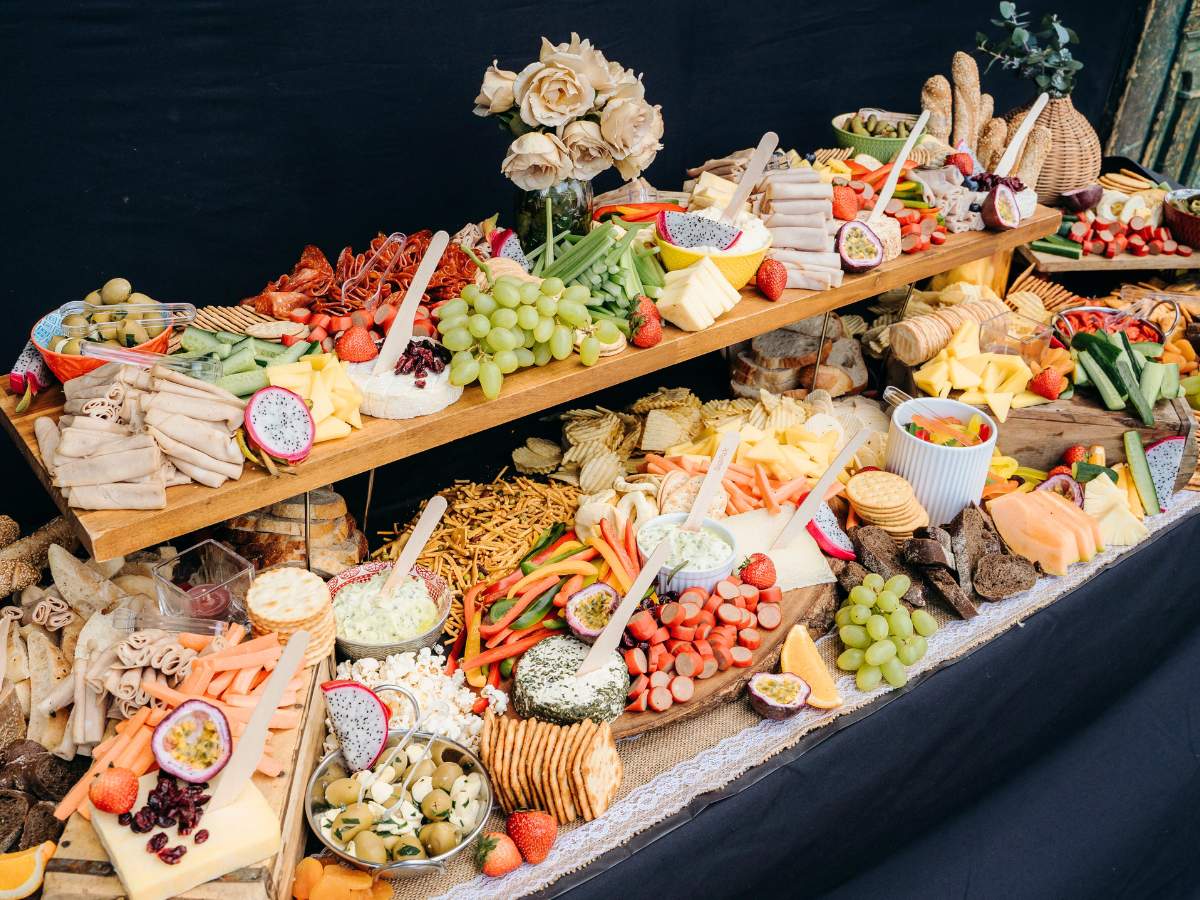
[987,492,1077,576]
[780,624,841,709]
[1028,491,1101,560]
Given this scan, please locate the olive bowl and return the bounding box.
[304,729,493,879]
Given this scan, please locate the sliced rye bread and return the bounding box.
[750,329,834,369]
[945,507,989,601]
[849,525,926,606]
[268,486,348,521]
[236,531,369,578]
[923,567,979,618]
[829,557,871,597]
[29,753,87,802]
[972,553,1037,600]
[796,337,868,398]
[0,790,29,852]
[802,586,840,635]
[975,504,1004,556]
[0,742,43,767]
[731,352,803,393]
[903,538,954,570]
[781,314,845,339]
[225,512,352,542]
[18,801,63,850]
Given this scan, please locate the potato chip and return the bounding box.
[640,409,689,453]
[631,387,699,414]
[525,437,563,461]
[579,451,622,494]
[548,470,580,487]
[512,446,560,475]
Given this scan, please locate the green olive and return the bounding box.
[61,314,89,330]
[323,777,361,808]
[143,321,166,338]
[351,829,388,864]
[419,821,461,857]
[331,802,376,843]
[91,311,112,323]
[97,322,119,340]
[59,339,81,355]
[388,834,427,861]
[431,762,464,793]
[84,290,102,306]
[420,788,451,821]
[404,758,435,784]
[100,277,132,305]
[127,292,157,306]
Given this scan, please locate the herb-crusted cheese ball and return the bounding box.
[512,635,629,725]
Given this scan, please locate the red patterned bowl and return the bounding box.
[1164,190,1200,250]
[327,560,452,660]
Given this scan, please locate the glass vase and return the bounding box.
[513,177,593,253]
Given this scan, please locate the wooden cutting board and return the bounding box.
[610,584,834,740]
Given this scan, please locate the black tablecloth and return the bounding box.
[551,508,1200,900]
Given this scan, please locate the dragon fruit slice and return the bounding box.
[805,499,856,560]
[1144,436,1185,511]
[321,680,390,772]
[152,699,232,783]
[9,342,53,413]
[489,227,530,271]
[655,210,742,250]
[243,386,315,463]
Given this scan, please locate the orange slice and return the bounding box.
[0,840,55,899]
[780,625,842,709]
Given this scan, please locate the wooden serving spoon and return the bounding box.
[771,428,870,551]
[867,109,930,228]
[378,495,448,599]
[682,430,741,531]
[720,132,779,224]
[373,230,450,376]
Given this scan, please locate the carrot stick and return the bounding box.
[148,706,170,726]
[77,804,90,821]
[91,735,118,756]
[256,753,284,777]
[623,519,639,570]
[725,462,757,477]
[485,627,512,650]
[678,457,698,475]
[229,665,261,696]
[642,453,686,473]
[482,576,557,636]
[249,673,302,695]
[203,633,279,662]
[774,477,809,503]
[204,648,281,673]
[114,726,153,771]
[645,462,668,475]
[587,538,632,593]
[459,628,554,671]
[756,465,780,515]
[224,691,297,708]
[177,664,208,695]
[177,632,214,652]
[55,707,151,820]
[725,502,738,516]
[207,669,237,697]
[600,519,636,578]
[130,742,157,777]
[723,469,755,487]
[222,623,246,645]
[557,574,583,608]
[728,490,753,514]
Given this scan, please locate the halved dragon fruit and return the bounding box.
[321,680,390,772]
[655,210,742,250]
[489,227,530,271]
[243,386,315,464]
[152,699,232,783]
[804,497,856,560]
[1145,436,1184,511]
[9,342,53,413]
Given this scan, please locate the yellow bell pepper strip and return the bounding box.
[587,537,632,594]
[464,612,486,688]
[505,559,597,599]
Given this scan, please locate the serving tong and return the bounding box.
[882,386,983,446]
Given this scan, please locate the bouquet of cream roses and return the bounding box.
[474,33,664,191]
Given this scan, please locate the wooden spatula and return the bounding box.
[208,630,309,810]
[576,540,671,677]
[994,92,1049,178]
[720,132,779,224]
[682,431,741,531]
[379,495,448,599]
[868,110,930,227]
[771,429,870,551]
[373,230,450,376]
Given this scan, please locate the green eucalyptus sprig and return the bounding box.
[976,2,1084,99]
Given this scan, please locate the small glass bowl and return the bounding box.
[980,311,1053,368]
[153,539,253,624]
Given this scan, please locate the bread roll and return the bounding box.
[950,52,981,149]
[921,75,953,143]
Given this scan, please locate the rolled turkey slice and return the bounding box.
[67,482,167,511]
[54,446,161,487]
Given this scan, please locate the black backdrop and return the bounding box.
[2,0,1144,525]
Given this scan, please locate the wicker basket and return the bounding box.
[1005,96,1101,206]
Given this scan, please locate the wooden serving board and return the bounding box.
[610,584,833,740]
[1018,243,1200,273]
[42,659,330,900]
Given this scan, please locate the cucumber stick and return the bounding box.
[1120,333,1143,377]
[1160,362,1180,400]
[1139,361,1166,410]
[1077,351,1124,410]
[179,327,224,354]
[1124,430,1161,515]
[1072,351,1089,387]
[221,346,257,375]
[1116,357,1155,426]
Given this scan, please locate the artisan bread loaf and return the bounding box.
[750,329,833,368]
[731,353,802,393]
[796,337,867,397]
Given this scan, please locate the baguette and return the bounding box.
[950,52,981,150]
[976,118,1008,174]
[1014,125,1052,193]
[976,93,994,150]
[921,75,953,144]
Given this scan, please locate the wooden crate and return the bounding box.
[42,660,330,900]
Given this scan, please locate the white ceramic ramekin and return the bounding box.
[636,512,738,596]
[884,398,998,526]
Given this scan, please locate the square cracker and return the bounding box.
[523,721,546,812]
[509,719,527,809]
[557,722,584,823]
[580,722,623,819]
[570,720,599,822]
[567,719,597,822]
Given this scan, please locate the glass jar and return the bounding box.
[513,177,593,252]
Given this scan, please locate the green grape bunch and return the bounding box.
[834,572,938,692]
[436,275,620,399]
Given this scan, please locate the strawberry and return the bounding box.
[738,553,776,590]
[89,767,139,814]
[1028,367,1066,400]
[629,297,663,348]
[831,184,858,221]
[946,152,974,177]
[1061,444,1088,465]
[506,810,557,864]
[476,832,522,877]
[1048,464,1073,479]
[755,258,787,302]
[333,325,378,363]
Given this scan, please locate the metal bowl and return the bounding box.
[327,560,452,660]
[304,729,493,879]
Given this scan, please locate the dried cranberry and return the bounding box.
[414,379,426,388]
[194,830,209,844]
[118,813,132,827]
[157,815,177,828]
[147,833,168,853]
[187,782,208,793]
[158,845,186,865]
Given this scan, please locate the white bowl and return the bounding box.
[636,512,738,596]
[884,398,998,526]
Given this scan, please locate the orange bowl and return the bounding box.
[31,315,172,382]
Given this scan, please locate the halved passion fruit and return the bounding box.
[747,672,810,719]
[566,583,620,642]
[151,699,232,783]
[981,185,1021,231]
[836,221,883,273]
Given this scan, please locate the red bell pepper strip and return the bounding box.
[459,628,555,672]
[556,574,584,607]
[623,518,640,569]
[481,576,558,636]
[443,628,467,675]
[593,202,685,222]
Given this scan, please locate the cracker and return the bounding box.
[525,437,563,461]
[495,717,512,813]
[245,567,329,625]
[568,719,597,822]
[847,471,914,511]
[480,709,493,773]
[526,721,548,813]
[580,721,622,818]
[553,723,579,823]
[557,722,583,823]
[542,724,564,824]
[509,718,528,808]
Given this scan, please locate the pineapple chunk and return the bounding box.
[945,321,981,358]
[984,391,1012,423]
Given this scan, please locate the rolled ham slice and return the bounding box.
[768,227,835,253]
[142,393,242,430]
[67,482,167,510]
[760,168,822,184]
[767,182,833,201]
[148,428,243,481]
[145,411,242,464]
[54,446,160,487]
[768,248,843,270]
[763,198,832,217]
